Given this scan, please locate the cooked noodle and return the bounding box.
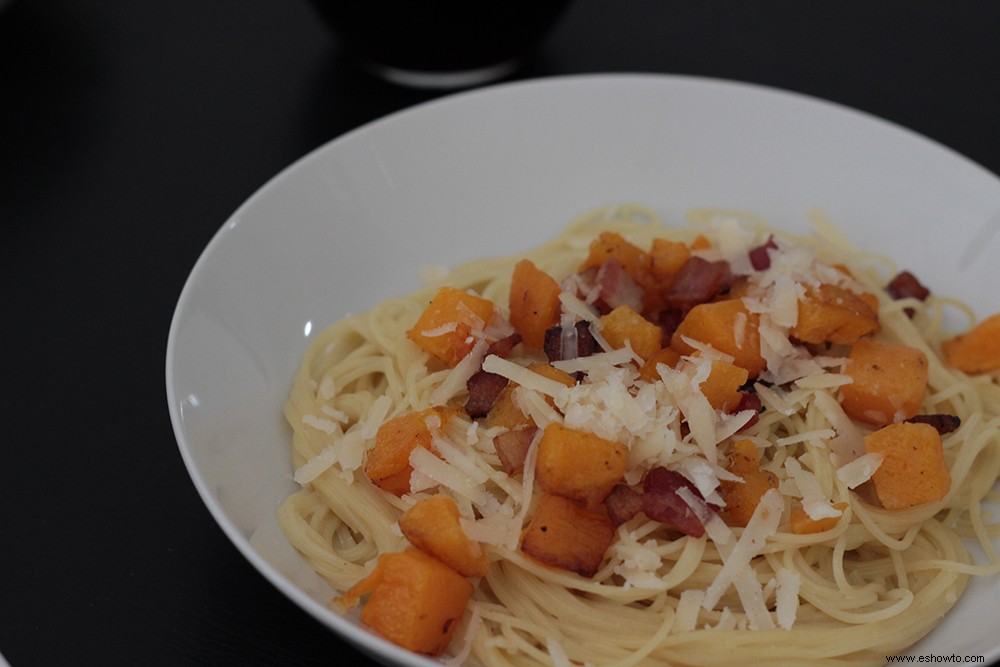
[278,206,1000,666]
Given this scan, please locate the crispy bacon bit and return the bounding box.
[886,271,930,318]
[733,391,763,432]
[464,371,509,418]
[749,235,778,271]
[641,467,710,538]
[886,270,930,302]
[595,258,644,313]
[486,332,523,358]
[905,413,961,435]
[543,320,598,362]
[605,484,643,526]
[655,307,686,344]
[662,257,732,311]
[492,428,536,475]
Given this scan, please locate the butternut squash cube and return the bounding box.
[863,422,951,510]
[600,304,662,362]
[638,346,682,383]
[340,547,473,656]
[520,493,615,577]
[580,231,651,286]
[791,284,880,345]
[509,259,562,350]
[536,422,627,507]
[671,299,766,378]
[365,407,453,496]
[718,439,779,527]
[942,312,1000,374]
[840,339,928,426]
[649,238,692,285]
[408,286,496,367]
[790,502,848,534]
[399,495,489,578]
[700,360,750,412]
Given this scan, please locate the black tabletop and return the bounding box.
[4,2,1000,666]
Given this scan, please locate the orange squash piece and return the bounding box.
[600,304,663,362]
[365,407,453,496]
[520,493,615,577]
[791,283,880,345]
[863,422,951,509]
[649,238,692,285]
[485,363,577,431]
[839,339,928,426]
[536,422,627,508]
[790,502,848,534]
[579,231,657,308]
[509,259,562,350]
[408,286,496,367]
[718,439,779,527]
[700,360,750,412]
[340,547,473,656]
[942,313,1000,374]
[399,495,489,578]
[638,346,682,383]
[671,299,767,378]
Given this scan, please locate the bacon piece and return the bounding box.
[605,484,643,526]
[886,270,930,318]
[486,332,523,358]
[464,371,509,418]
[492,428,536,475]
[543,320,598,362]
[661,257,732,311]
[905,413,961,436]
[749,236,778,271]
[641,467,709,538]
[595,258,644,313]
[655,307,685,344]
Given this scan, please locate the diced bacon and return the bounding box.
[662,257,732,311]
[492,428,536,475]
[748,235,778,271]
[543,320,599,362]
[605,484,644,526]
[641,467,712,538]
[886,270,930,302]
[464,371,509,418]
[905,413,961,435]
[486,332,523,358]
[595,258,644,313]
[732,392,762,432]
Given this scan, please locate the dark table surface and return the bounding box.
[4,1,1000,665]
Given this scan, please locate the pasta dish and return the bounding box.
[277,206,1000,666]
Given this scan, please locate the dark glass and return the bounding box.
[310,0,572,86]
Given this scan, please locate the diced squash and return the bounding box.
[649,238,692,285]
[691,234,712,250]
[718,439,779,527]
[535,422,627,508]
[791,284,880,345]
[509,259,562,350]
[340,547,473,656]
[399,495,489,578]
[942,313,1000,374]
[638,346,682,383]
[790,502,848,534]
[863,422,951,510]
[839,339,928,426]
[520,493,615,577]
[485,363,576,431]
[600,304,663,362]
[365,407,454,496]
[700,360,750,412]
[408,286,496,367]
[671,299,767,377]
[580,231,650,284]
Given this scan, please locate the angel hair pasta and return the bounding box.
[277,205,1000,666]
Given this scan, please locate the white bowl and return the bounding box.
[166,73,1000,665]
